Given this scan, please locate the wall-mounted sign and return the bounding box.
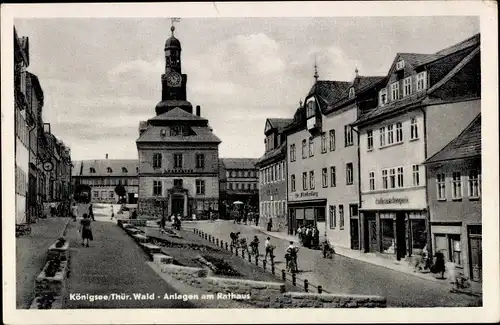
[294,191,319,199]
[265,189,280,196]
[375,197,409,205]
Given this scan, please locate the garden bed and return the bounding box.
[30,294,63,309]
[35,257,68,297]
[149,236,220,253]
[198,255,242,277]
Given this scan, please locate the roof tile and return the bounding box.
[73,159,139,177]
[136,125,221,143]
[221,158,259,170]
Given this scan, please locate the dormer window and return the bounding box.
[306,100,316,118]
[89,167,96,174]
[396,59,405,71]
[122,167,128,173]
[379,88,388,107]
[390,82,400,101]
[416,71,427,92]
[349,87,355,98]
[107,167,113,173]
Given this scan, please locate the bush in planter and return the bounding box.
[55,237,66,248]
[44,257,62,278]
[37,294,56,309]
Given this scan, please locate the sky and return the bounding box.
[14,16,479,161]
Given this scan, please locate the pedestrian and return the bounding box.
[89,203,94,221]
[297,225,303,242]
[159,214,166,230]
[267,217,273,232]
[79,213,93,247]
[306,226,312,248]
[50,202,57,218]
[255,214,260,227]
[250,236,260,256]
[71,202,78,222]
[170,214,175,223]
[431,251,446,279]
[265,237,273,260]
[313,226,320,249]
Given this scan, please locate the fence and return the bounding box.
[192,228,328,294]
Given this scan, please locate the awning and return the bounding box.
[288,199,327,208]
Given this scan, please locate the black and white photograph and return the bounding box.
[2,2,498,324]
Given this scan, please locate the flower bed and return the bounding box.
[35,257,68,297]
[149,237,219,253]
[199,255,242,277]
[30,294,63,309]
[47,237,69,261]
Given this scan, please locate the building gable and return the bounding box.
[264,119,273,133]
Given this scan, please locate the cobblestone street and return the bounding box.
[191,221,482,307]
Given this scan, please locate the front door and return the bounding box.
[350,219,360,250]
[367,216,378,252]
[396,213,407,260]
[469,225,482,282]
[172,196,184,216]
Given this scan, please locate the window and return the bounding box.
[382,169,388,189]
[329,130,336,151]
[416,71,427,91]
[231,171,236,178]
[93,190,99,198]
[369,172,375,191]
[367,130,374,150]
[437,173,446,200]
[174,179,183,187]
[346,163,353,185]
[309,137,314,157]
[322,168,328,188]
[196,154,205,169]
[330,166,336,187]
[349,87,355,98]
[339,205,344,229]
[302,139,307,158]
[306,100,316,118]
[281,162,285,180]
[302,172,307,190]
[174,153,183,168]
[396,59,405,70]
[278,164,282,181]
[196,179,205,195]
[101,191,107,199]
[109,191,114,199]
[228,183,233,190]
[391,82,400,101]
[309,171,315,189]
[344,125,353,147]
[468,170,480,198]
[450,235,462,266]
[153,180,162,196]
[291,174,296,192]
[107,167,113,173]
[153,153,162,168]
[321,133,327,153]
[379,127,386,147]
[89,167,96,174]
[403,77,412,97]
[397,167,404,188]
[122,167,128,173]
[379,88,388,106]
[236,183,240,190]
[387,124,394,144]
[389,168,396,188]
[412,165,420,186]
[290,144,296,162]
[330,205,337,229]
[410,118,419,140]
[124,179,128,186]
[396,122,403,143]
[452,172,462,199]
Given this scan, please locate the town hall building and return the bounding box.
[136,23,221,218]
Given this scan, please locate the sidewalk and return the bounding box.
[63,220,195,308]
[253,224,482,295]
[16,217,70,308]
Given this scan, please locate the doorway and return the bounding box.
[396,212,407,260]
[171,196,184,216]
[468,225,482,282]
[350,219,360,250]
[364,213,378,253]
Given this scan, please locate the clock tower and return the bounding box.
[156,22,193,115]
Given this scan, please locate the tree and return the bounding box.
[114,184,127,203]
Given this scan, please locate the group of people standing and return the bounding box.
[159,214,182,231]
[296,224,320,249]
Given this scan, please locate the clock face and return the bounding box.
[167,72,182,86]
[43,161,54,172]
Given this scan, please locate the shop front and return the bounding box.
[360,188,429,260]
[287,198,327,236]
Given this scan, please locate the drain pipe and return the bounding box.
[418,106,432,258]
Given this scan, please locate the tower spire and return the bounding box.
[313,57,319,82]
[355,66,359,78]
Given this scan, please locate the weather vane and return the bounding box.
[170,17,181,35]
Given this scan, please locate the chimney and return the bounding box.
[196,105,201,117]
[106,154,108,159]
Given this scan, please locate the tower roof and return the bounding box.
[165,25,181,50]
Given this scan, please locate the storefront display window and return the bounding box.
[411,219,427,254]
[381,218,395,254]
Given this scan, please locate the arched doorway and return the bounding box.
[168,186,189,217]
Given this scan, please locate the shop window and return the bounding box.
[381,218,395,254]
[410,219,427,254]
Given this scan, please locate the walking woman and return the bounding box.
[79,213,93,247]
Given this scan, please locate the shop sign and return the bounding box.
[375,197,409,205]
[294,191,318,199]
[265,189,280,196]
